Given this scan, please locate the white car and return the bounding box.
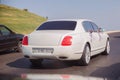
[22,19,110,66]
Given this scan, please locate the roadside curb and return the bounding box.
[105,31,120,34]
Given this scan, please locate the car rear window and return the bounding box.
[37,21,76,30]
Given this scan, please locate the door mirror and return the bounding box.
[98,28,104,32]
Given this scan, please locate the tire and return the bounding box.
[14,41,22,52]
[78,44,91,66]
[102,40,110,55]
[30,59,43,66]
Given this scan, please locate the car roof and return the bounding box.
[47,19,92,22]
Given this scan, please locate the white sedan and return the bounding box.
[22,19,110,66]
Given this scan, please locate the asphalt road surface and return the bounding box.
[0,32,120,80]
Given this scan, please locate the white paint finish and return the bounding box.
[29,30,73,46]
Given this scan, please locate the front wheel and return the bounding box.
[78,44,91,66]
[102,40,110,55]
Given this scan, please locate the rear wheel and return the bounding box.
[78,44,91,66]
[30,59,43,66]
[102,40,110,55]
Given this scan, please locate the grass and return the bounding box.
[0,4,46,34]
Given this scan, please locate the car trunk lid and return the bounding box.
[29,30,73,46]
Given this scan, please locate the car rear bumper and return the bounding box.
[22,45,83,60]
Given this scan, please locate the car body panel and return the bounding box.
[29,30,74,46]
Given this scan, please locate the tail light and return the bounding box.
[61,36,72,46]
[22,36,28,45]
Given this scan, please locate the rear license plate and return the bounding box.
[32,48,54,53]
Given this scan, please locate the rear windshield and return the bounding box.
[37,21,76,30]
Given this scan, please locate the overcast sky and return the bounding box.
[1,0,120,31]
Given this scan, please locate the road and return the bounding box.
[0,32,120,80]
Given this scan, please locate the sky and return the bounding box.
[1,0,120,31]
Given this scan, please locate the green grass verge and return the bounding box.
[0,4,46,34]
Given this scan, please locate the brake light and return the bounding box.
[22,36,28,45]
[61,36,72,46]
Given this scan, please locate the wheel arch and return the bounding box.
[86,42,91,51]
[107,37,110,41]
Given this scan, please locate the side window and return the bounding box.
[82,21,94,32]
[91,22,99,32]
[0,27,11,36]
